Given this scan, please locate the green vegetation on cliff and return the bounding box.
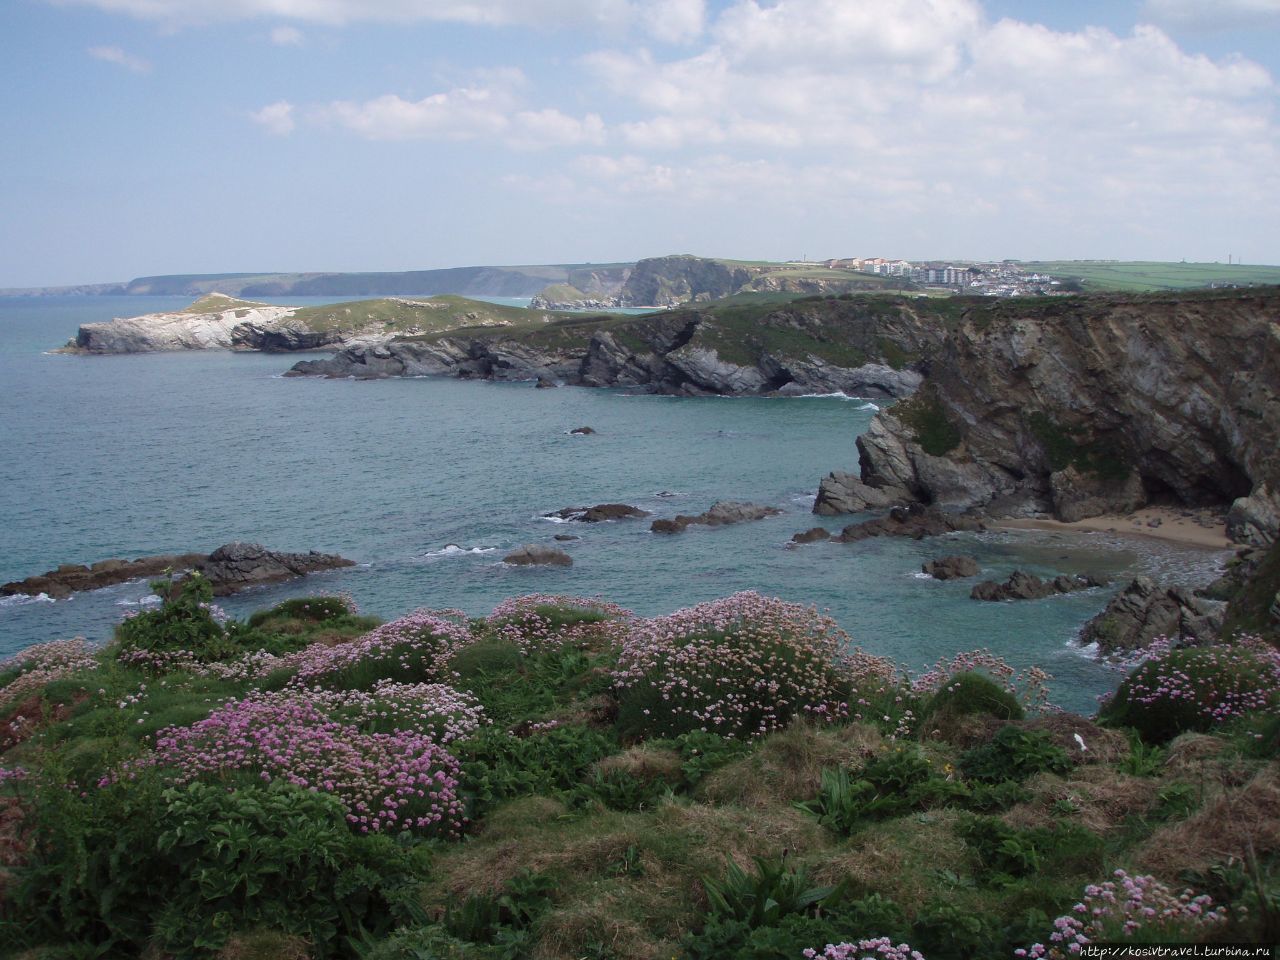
[3,582,1278,959]
[1023,260,1280,293]
[288,296,572,335]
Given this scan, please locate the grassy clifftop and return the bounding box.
[1,580,1277,959]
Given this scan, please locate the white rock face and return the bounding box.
[72,295,294,354]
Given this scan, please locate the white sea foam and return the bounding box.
[115,595,161,607]
[538,515,575,524]
[910,572,933,580]
[0,592,55,607]
[422,544,498,559]
[857,402,881,411]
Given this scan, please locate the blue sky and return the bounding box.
[2,0,1278,286]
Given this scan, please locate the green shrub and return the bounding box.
[700,854,845,930]
[894,388,961,456]
[957,816,1105,883]
[442,870,555,958]
[921,672,1024,726]
[960,725,1071,783]
[113,574,233,670]
[457,725,616,815]
[246,595,354,627]
[450,640,524,681]
[10,779,426,958]
[912,900,999,960]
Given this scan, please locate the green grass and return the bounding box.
[288,295,574,336]
[179,293,265,314]
[534,284,591,302]
[1022,260,1280,292]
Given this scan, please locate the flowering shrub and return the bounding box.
[486,594,631,656]
[132,695,466,835]
[804,940,925,960]
[0,638,99,710]
[1015,870,1226,956]
[244,682,487,742]
[285,608,473,689]
[1099,635,1280,742]
[911,649,1052,714]
[113,574,234,672]
[612,592,854,740]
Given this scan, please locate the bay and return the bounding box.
[0,296,1227,712]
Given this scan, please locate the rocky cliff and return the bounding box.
[287,294,948,397]
[828,289,1280,543]
[67,294,295,353]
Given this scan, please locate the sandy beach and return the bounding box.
[996,505,1233,550]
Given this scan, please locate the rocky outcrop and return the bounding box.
[618,256,768,306]
[651,501,783,534]
[923,556,981,580]
[970,570,1108,602]
[1,542,354,600]
[791,527,833,544]
[546,504,650,523]
[823,289,1280,542]
[814,471,910,515]
[836,505,985,543]
[1080,577,1224,653]
[66,295,294,354]
[503,544,573,566]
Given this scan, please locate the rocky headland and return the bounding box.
[1,542,354,599]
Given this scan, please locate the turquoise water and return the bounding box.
[0,297,1229,712]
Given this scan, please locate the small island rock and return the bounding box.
[503,544,573,566]
[923,555,980,580]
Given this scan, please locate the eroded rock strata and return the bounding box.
[817,289,1280,544]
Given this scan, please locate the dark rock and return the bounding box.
[923,555,980,580]
[535,377,558,389]
[197,542,355,596]
[651,500,783,534]
[1,542,352,601]
[792,527,833,544]
[970,569,1107,602]
[1080,577,1224,653]
[837,504,984,543]
[553,534,579,541]
[570,426,596,435]
[546,503,650,523]
[503,544,573,566]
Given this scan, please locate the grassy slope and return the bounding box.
[285,296,576,335]
[2,591,1276,960]
[1023,260,1280,292]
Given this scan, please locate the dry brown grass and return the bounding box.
[1027,713,1129,765]
[919,711,1004,748]
[1005,767,1163,835]
[596,744,684,786]
[1163,732,1260,788]
[700,720,882,807]
[809,809,973,912]
[1137,763,1280,878]
[216,929,312,960]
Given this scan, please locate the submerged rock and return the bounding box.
[503,544,573,566]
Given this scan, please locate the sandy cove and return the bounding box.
[995,505,1232,550]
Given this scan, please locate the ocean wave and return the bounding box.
[115,595,162,607]
[910,572,934,580]
[0,592,56,607]
[857,402,880,411]
[537,515,575,524]
[421,544,498,559]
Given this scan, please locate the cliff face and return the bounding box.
[841,290,1280,543]
[288,295,946,398]
[68,296,295,353]
[619,256,769,306]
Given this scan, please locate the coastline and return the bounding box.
[994,505,1232,551]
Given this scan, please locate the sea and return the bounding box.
[0,295,1231,713]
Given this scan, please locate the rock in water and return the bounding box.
[651,500,783,534]
[503,544,573,566]
[923,556,981,580]
[837,505,984,542]
[570,426,596,435]
[791,527,833,544]
[1080,577,1223,653]
[198,542,355,596]
[813,471,909,515]
[545,504,650,523]
[970,570,1108,602]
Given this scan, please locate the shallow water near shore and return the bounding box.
[0,296,1231,712]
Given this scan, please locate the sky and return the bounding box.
[2,0,1279,286]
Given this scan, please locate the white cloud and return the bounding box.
[250,99,295,134]
[51,0,704,39]
[1141,0,1280,31]
[289,77,603,148]
[269,25,303,45]
[87,44,151,73]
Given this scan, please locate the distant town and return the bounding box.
[822,257,1066,297]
